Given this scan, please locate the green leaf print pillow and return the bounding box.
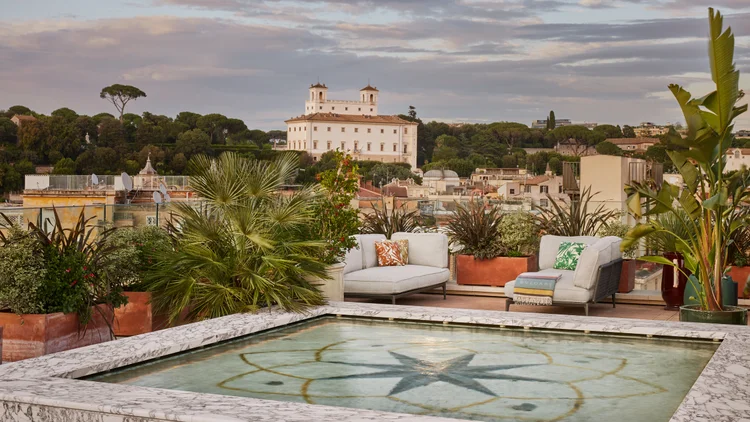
[553,242,587,270]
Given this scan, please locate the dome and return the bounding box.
[423,169,459,179]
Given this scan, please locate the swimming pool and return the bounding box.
[89,317,716,421]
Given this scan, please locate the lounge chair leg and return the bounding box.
[612,293,616,308]
[392,296,396,305]
[504,299,512,312]
[443,284,447,300]
[584,303,589,316]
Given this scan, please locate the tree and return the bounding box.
[547,125,605,157]
[44,115,81,159]
[17,119,45,152]
[408,105,417,119]
[593,124,623,139]
[595,141,623,156]
[175,129,211,157]
[8,105,32,116]
[622,125,636,138]
[52,158,76,175]
[171,153,187,174]
[0,117,17,144]
[175,112,202,130]
[196,113,229,144]
[369,163,420,187]
[137,145,166,166]
[92,112,115,124]
[547,110,556,130]
[97,119,126,149]
[51,107,78,122]
[548,157,562,175]
[99,84,147,122]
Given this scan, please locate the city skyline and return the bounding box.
[1,0,749,130]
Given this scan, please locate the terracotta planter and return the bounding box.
[113,292,166,337]
[618,259,636,293]
[728,266,750,299]
[0,305,113,363]
[456,254,538,287]
[0,326,3,365]
[306,263,346,302]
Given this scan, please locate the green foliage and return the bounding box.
[310,151,360,264]
[595,141,623,156]
[593,124,623,138]
[446,199,504,259]
[546,125,606,156]
[52,157,76,174]
[535,187,619,236]
[598,216,638,259]
[622,8,748,311]
[362,198,422,239]
[175,128,211,157]
[0,117,17,144]
[622,125,636,138]
[0,227,48,314]
[100,226,173,291]
[144,152,327,322]
[51,107,78,122]
[547,111,555,131]
[369,163,421,186]
[100,84,147,121]
[497,211,540,257]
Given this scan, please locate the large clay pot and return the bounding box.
[728,266,750,299]
[679,305,748,325]
[661,252,689,310]
[618,259,636,293]
[456,255,538,287]
[0,305,113,363]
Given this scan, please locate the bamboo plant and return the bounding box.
[622,8,748,311]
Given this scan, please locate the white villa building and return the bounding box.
[285,83,418,168]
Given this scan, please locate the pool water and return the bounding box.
[89,317,717,421]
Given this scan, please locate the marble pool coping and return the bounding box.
[0,302,749,421]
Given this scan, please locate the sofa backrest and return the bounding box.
[539,235,599,270]
[392,232,449,268]
[343,235,364,275]
[573,237,620,290]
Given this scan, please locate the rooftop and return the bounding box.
[285,113,416,124]
[423,169,459,179]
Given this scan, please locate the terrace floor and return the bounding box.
[349,293,748,322]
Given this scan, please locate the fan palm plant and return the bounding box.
[145,152,327,322]
[622,8,748,312]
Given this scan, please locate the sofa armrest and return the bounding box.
[592,258,623,303]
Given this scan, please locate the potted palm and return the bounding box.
[448,201,538,287]
[622,8,748,325]
[307,151,361,301]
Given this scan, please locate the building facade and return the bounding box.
[606,137,659,152]
[286,84,418,168]
[531,118,572,129]
[633,122,670,137]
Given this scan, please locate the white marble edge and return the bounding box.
[0,301,748,422]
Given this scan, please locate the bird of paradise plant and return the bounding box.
[622,8,748,312]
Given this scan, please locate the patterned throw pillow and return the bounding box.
[553,242,587,270]
[375,240,406,266]
[395,239,409,264]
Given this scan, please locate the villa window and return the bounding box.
[370,108,373,112]
[735,151,741,159]
[319,106,322,110]
[367,128,371,133]
[393,129,397,134]
[403,145,407,153]
[354,141,359,150]
[314,126,317,131]
[510,189,515,195]
[367,142,371,151]
[327,127,331,132]
[303,142,307,149]
[345,107,348,111]
[380,143,384,152]
[304,126,306,131]
[341,141,345,150]
[355,128,359,133]
[358,108,361,111]
[341,127,345,133]
[313,140,318,149]
[525,185,531,193]
[392,144,397,152]
[381,129,384,134]
[559,185,563,193]
[327,141,331,150]
[540,186,549,194]
[332,107,335,110]
[404,128,408,134]
[540,199,549,208]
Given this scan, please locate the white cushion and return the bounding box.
[391,232,449,268]
[343,236,363,275]
[601,236,623,261]
[344,265,450,294]
[358,234,387,269]
[505,269,591,303]
[573,238,613,290]
[539,235,599,270]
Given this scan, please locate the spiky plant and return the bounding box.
[145,152,327,322]
[445,198,504,260]
[622,8,748,311]
[534,186,619,236]
[361,197,422,239]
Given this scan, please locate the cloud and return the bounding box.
[0,1,748,131]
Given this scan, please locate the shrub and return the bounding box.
[498,211,539,257]
[598,217,638,259]
[446,199,504,260]
[100,226,173,291]
[535,187,618,236]
[0,227,47,314]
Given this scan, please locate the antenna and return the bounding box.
[91,174,99,185]
[152,191,162,204]
[121,173,133,191]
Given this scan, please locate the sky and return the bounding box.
[1,0,749,131]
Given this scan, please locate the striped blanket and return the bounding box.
[513,272,563,306]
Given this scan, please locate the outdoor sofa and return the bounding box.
[343,232,450,304]
[504,235,624,316]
